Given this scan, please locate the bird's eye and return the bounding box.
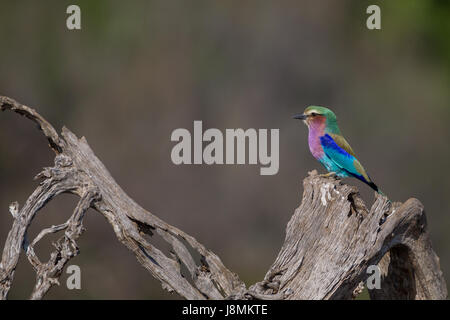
[311,112,317,116]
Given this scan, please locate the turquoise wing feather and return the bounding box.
[319,134,372,184]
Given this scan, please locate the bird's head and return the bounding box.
[293,106,337,129]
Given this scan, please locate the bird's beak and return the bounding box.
[292,113,307,120]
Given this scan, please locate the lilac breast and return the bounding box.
[308,121,325,160]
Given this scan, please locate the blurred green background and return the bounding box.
[1,0,449,299]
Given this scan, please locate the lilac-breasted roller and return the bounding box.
[293,106,383,194]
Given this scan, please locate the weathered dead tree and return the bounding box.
[0,96,447,300]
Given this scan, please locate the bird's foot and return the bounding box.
[319,172,340,179]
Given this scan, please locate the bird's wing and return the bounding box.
[320,134,372,183]
[329,133,356,157]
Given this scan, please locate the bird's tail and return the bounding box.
[368,181,385,196]
[367,181,379,193]
[367,181,390,202]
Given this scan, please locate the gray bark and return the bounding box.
[0,96,447,300]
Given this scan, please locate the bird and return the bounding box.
[293,106,384,195]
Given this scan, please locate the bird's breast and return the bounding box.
[306,117,327,160]
[308,130,325,160]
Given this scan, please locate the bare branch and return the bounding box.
[29,188,100,300]
[0,155,81,299]
[0,96,63,153]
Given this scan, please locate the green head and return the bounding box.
[293,106,340,134]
